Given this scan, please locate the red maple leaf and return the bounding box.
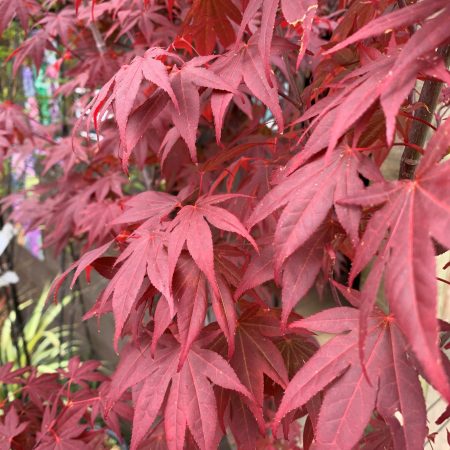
[107,334,253,450]
[275,306,428,450]
[338,119,450,403]
[182,0,242,55]
[0,0,40,36]
[0,408,28,449]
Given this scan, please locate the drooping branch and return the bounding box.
[399,46,450,179]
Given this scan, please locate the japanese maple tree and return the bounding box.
[1,0,450,449]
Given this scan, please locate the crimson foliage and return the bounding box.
[0,358,129,449]
[1,0,450,449]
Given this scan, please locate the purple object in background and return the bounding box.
[14,67,45,260]
[25,229,44,261]
[22,66,35,97]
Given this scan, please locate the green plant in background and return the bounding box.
[0,287,77,372]
[0,23,25,103]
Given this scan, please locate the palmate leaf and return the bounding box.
[34,403,90,450]
[172,255,208,367]
[323,0,450,147]
[211,303,289,431]
[0,102,33,142]
[338,119,450,403]
[75,200,122,248]
[275,307,427,450]
[5,0,450,449]
[88,51,235,166]
[210,34,286,137]
[0,364,28,385]
[110,1,177,46]
[7,29,53,76]
[211,303,315,449]
[167,194,257,297]
[248,147,378,276]
[86,48,178,156]
[210,273,238,359]
[107,334,253,450]
[113,190,179,228]
[237,0,317,82]
[235,244,274,300]
[236,220,338,330]
[231,306,289,408]
[65,230,172,349]
[0,408,28,448]
[0,354,114,449]
[219,329,315,450]
[182,0,242,55]
[59,357,106,387]
[280,221,330,329]
[0,0,40,36]
[38,8,77,45]
[327,0,449,55]
[52,191,255,357]
[110,231,171,348]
